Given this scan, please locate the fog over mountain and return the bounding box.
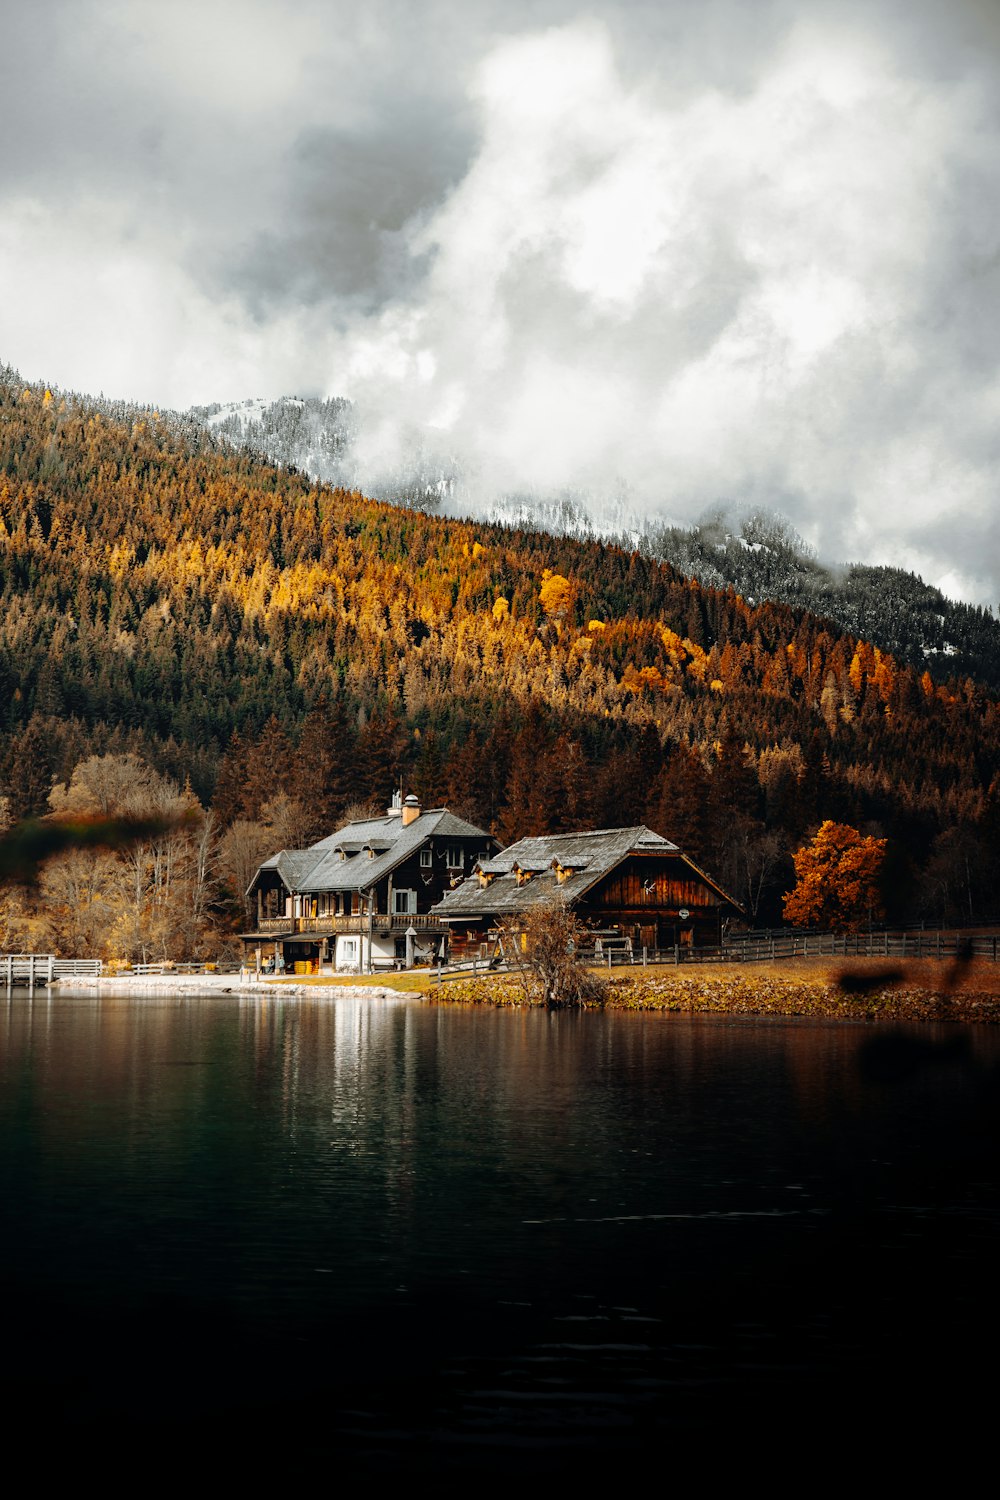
[186,391,1000,690]
[2,1,1000,604]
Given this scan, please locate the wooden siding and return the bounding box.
[592,858,723,913]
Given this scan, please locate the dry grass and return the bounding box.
[263,971,434,994]
[434,955,1000,1022]
[601,955,1000,996]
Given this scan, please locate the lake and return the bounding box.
[1,990,997,1479]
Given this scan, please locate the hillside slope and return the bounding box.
[2,368,998,923]
[185,397,1000,691]
[645,510,1000,691]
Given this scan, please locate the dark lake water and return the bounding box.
[1,990,998,1479]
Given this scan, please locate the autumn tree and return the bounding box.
[539,569,576,624]
[218,819,280,927]
[40,753,217,962]
[501,898,607,1010]
[783,820,887,931]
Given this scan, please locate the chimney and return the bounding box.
[401,793,421,827]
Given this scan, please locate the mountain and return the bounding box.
[188,393,457,512]
[186,398,1000,692]
[3,366,999,925]
[642,508,1000,692]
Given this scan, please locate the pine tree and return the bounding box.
[241,716,294,821]
[5,714,55,820]
[291,698,356,839]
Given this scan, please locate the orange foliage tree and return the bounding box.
[783,820,887,931]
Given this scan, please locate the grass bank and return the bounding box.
[260,971,434,995]
[433,956,1000,1023]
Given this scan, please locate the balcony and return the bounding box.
[254,912,448,936]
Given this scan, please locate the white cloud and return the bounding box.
[330,18,1000,601]
[2,3,999,603]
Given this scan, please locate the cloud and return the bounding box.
[1,2,999,603]
[330,15,1000,603]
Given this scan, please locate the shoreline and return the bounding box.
[44,956,1000,1021]
[436,957,1000,1023]
[51,973,407,1000]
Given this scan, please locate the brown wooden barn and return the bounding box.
[431,826,745,959]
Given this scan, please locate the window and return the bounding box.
[446,847,464,870]
[393,889,417,915]
[420,847,433,868]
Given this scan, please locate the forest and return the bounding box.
[0,366,998,958]
[182,394,1000,691]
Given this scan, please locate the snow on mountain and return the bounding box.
[184,395,1000,689]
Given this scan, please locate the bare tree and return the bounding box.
[498,897,607,1009]
[218,819,280,927]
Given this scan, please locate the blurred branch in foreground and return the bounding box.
[0,814,197,887]
[835,937,975,999]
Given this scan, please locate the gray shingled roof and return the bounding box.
[248,808,493,896]
[430,826,700,919]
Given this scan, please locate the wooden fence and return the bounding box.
[582,928,1000,969]
[2,954,103,985]
[432,927,1000,982]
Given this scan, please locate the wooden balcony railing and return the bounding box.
[254,912,448,935]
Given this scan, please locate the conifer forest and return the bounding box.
[1,368,998,957]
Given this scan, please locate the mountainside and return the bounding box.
[3,367,999,927]
[188,393,456,512]
[186,397,1000,692]
[644,509,1000,692]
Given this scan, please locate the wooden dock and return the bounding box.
[2,954,103,986]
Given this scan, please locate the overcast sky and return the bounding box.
[2,0,999,604]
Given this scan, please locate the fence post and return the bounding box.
[642,946,647,967]
[673,943,679,966]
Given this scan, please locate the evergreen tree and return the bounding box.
[5,714,55,820]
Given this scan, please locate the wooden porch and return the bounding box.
[252,913,450,937]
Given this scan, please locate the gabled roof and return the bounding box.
[430,825,743,919]
[247,808,494,896]
[255,849,321,889]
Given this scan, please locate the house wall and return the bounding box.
[594,859,720,913]
[334,932,395,971]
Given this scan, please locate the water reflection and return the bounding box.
[1,990,997,1476]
